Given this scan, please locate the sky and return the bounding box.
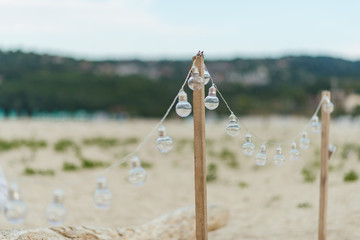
[0,0,359,60]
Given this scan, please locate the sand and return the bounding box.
[0,117,359,240]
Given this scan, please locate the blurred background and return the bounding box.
[0,1,360,239]
[0,0,359,119]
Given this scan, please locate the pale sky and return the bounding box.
[0,0,359,60]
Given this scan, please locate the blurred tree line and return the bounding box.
[0,50,359,118]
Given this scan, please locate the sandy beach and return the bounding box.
[0,117,359,240]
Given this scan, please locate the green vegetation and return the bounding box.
[344,170,359,182]
[297,202,312,208]
[206,163,218,182]
[62,162,80,171]
[301,167,317,183]
[83,137,119,148]
[54,139,79,153]
[141,160,153,169]
[0,138,47,152]
[23,167,55,176]
[238,181,249,188]
[22,139,47,150]
[208,147,238,168]
[80,156,109,169]
[123,137,140,145]
[1,51,359,117]
[219,148,238,168]
[82,136,139,148]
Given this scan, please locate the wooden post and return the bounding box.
[193,52,208,240]
[318,91,331,240]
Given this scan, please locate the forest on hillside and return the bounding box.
[0,50,359,118]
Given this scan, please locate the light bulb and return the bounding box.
[328,144,336,161]
[255,144,268,166]
[175,89,192,117]
[156,125,173,153]
[4,183,27,224]
[203,68,211,85]
[128,156,147,186]
[311,116,321,133]
[289,142,300,161]
[93,176,112,209]
[299,131,310,150]
[204,84,219,110]
[323,96,334,113]
[226,113,240,137]
[273,146,286,166]
[242,133,255,156]
[187,66,204,91]
[46,189,66,226]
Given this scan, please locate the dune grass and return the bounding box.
[83,137,119,148]
[301,167,316,183]
[54,139,79,153]
[80,156,110,169]
[141,160,153,169]
[208,147,238,169]
[297,202,312,209]
[62,162,80,171]
[23,167,55,176]
[0,138,47,152]
[344,170,358,182]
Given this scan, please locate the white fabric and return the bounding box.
[0,166,8,209]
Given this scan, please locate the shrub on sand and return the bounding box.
[344,170,358,182]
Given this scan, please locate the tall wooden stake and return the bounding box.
[193,53,208,240]
[318,91,331,240]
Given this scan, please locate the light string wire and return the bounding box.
[101,57,198,175]
[8,59,321,187]
[5,57,199,195]
[3,55,330,225]
[205,63,324,147]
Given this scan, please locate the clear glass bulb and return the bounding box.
[289,142,300,161]
[226,113,240,137]
[273,146,286,166]
[156,125,173,153]
[299,131,310,150]
[255,144,268,166]
[328,144,336,161]
[175,89,192,117]
[203,68,211,85]
[204,84,219,110]
[311,116,321,133]
[187,66,204,91]
[4,183,27,224]
[93,176,112,209]
[128,156,147,186]
[46,189,66,226]
[323,96,334,113]
[242,133,255,156]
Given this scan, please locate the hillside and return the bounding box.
[0,50,359,117]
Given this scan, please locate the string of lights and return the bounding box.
[206,63,325,146]
[101,57,197,175]
[3,53,335,226]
